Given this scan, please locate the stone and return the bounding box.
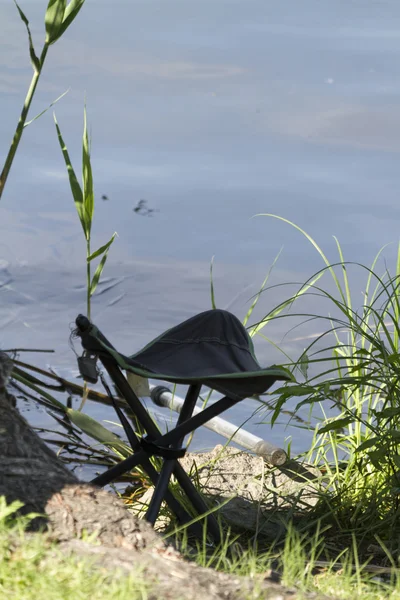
[131,445,320,539]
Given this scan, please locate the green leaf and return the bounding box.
[387,353,400,366]
[67,409,131,457]
[271,395,288,426]
[210,255,216,309]
[82,103,94,238]
[294,398,317,412]
[243,248,283,327]
[323,381,331,396]
[24,89,69,128]
[87,232,117,262]
[387,429,400,439]
[367,448,387,468]
[374,407,400,420]
[273,384,315,398]
[298,353,309,380]
[11,370,66,411]
[54,113,87,238]
[353,348,370,357]
[45,0,66,45]
[326,376,361,387]
[56,0,86,40]
[355,437,379,453]
[89,242,114,295]
[318,416,354,434]
[275,365,295,382]
[14,1,41,73]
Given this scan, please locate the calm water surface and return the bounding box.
[1,0,400,469]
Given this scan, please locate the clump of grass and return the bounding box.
[252,215,400,560]
[0,496,151,600]
[175,516,400,600]
[3,494,400,600]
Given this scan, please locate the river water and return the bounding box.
[1,0,400,466]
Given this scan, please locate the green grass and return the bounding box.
[250,216,400,559]
[178,521,400,599]
[2,495,400,600]
[0,498,151,600]
[169,517,400,599]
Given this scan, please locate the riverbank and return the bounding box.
[0,386,322,599]
[1,380,398,600]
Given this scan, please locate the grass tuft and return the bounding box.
[0,497,150,600]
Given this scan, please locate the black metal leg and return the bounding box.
[90,390,238,486]
[140,457,206,539]
[93,368,206,534]
[100,372,139,451]
[96,360,226,542]
[94,427,203,533]
[145,383,201,525]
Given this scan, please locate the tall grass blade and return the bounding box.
[0,0,85,199]
[210,255,217,309]
[53,113,87,238]
[12,371,66,411]
[393,241,400,350]
[333,236,351,311]
[13,1,41,73]
[242,248,283,327]
[24,89,69,128]
[82,103,94,237]
[66,409,132,457]
[90,238,115,295]
[256,214,347,304]
[249,271,324,338]
[87,233,117,262]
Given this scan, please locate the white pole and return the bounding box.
[150,385,287,466]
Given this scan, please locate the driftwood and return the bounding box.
[0,375,331,599]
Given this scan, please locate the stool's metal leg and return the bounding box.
[90,429,204,534]
[145,383,201,525]
[93,367,205,534]
[138,459,203,535]
[98,361,224,542]
[90,393,239,484]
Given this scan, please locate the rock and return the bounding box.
[133,445,320,539]
[46,484,164,550]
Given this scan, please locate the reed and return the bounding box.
[0,0,86,199]
[252,215,400,557]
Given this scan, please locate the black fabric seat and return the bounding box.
[74,308,290,543]
[77,309,289,401]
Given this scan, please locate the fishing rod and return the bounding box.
[149,385,287,466]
